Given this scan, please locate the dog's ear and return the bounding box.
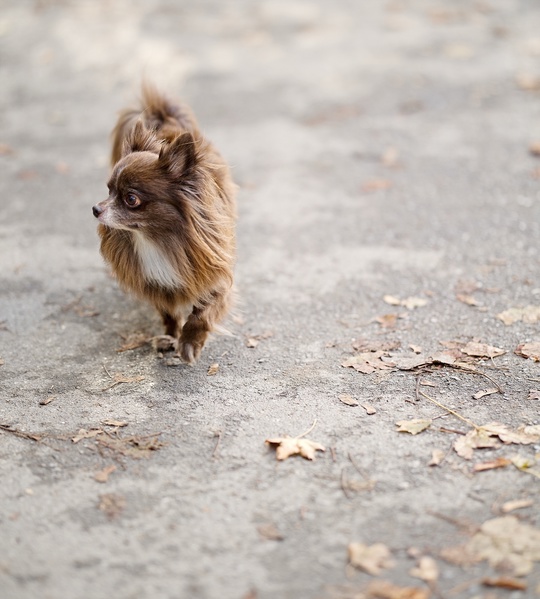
[121,119,158,157]
[158,132,197,178]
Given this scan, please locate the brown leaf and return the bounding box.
[339,393,359,406]
[265,436,325,461]
[39,396,55,406]
[257,523,284,541]
[362,403,377,415]
[246,337,259,348]
[456,293,481,306]
[396,419,431,435]
[461,342,505,358]
[473,457,511,472]
[454,429,499,460]
[102,419,128,428]
[102,373,145,391]
[365,580,429,599]
[428,449,446,467]
[515,342,540,361]
[94,465,117,483]
[482,577,527,591]
[497,305,540,325]
[501,499,534,513]
[341,351,395,374]
[348,542,394,575]
[116,333,150,352]
[207,363,219,376]
[409,344,422,354]
[98,493,125,519]
[72,428,103,444]
[466,516,540,577]
[409,556,439,582]
[481,422,539,445]
[472,388,499,400]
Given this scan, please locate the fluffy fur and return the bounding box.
[93,85,236,363]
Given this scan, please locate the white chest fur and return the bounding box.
[132,231,180,289]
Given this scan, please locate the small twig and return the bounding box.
[0,424,42,442]
[212,430,223,459]
[438,426,467,435]
[297,419,317,439]
[427,510,480,534]
[348,452,368,480]
[527,377,540,383]
[340,467,353,500]
[415,376,422,401]
[419,390,480,430]
[448,363,503,393]
[103,364,113,379]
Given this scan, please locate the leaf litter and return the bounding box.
[348,542,394,575]
[265,420,325,461]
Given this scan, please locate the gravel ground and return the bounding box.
[1,2,540,598]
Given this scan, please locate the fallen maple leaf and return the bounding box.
[515,342,540,361]
[466,516,540,577]
[497,305,540,325]
[265,436,325,461]
[348,542,394,575]
[362,403,377,415]
[396,419,431,435]
[364,580,429,599]
[481,422,539,445]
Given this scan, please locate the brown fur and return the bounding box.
[93,85,236,363]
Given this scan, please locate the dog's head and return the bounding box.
[92,120,197,233]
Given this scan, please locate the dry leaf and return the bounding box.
[383,295,427,310]
[246,337,259,348]
[481,422,539,445]
[497,305,540,325]
[454,429,499,460]
[466,516,540,577]
[528,390,540,400]
[472,388,499,400]
[390,354,431,371]
[362,403,377,415]
[473,457,511,472]
[482,577,527,591]
[116,333,150,352]
[102,373,145,391]
[339,393,359,406]
[461,342,505,358]
[341,351,395,374]
[39,396,55,406]
[364,580,429,599]
[265,436,325,461]
[361,178,392,192]
[409,344,422,354]
[376,314,399,329]
[98,493,125,519]
[207,363,219,376]
[428,449,445,466]
[501,499,534,513]
[515,342,540,361]
[257,523,284,541]
[102,419,128,428]
[352,339,401,352]
[94,465,117,483]
[72,428,103,444]
[456,293,481,306]
[348,542,394,575]
[396,419,431,435]
[511,454,540,479]
[409,556,439,582]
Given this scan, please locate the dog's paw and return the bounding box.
[152,335,178,352]
[178,341,203,364]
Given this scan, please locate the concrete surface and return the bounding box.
[1,1,540,598]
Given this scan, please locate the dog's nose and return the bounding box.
[92,205,103,218]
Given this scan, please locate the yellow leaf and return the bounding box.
[396,419,431,435]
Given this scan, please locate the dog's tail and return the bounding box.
[110,83,198,166]
[140,82,198,140]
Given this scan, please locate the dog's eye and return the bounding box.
[125,193,141,208]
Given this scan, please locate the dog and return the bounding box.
[92,85,236,363]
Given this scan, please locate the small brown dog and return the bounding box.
[93,85,236,363]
